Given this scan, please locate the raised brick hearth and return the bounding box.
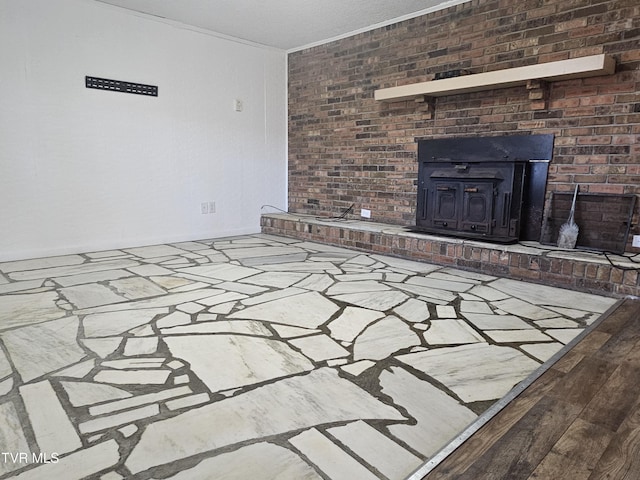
[261,213,640,298]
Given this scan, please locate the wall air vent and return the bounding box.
[85,76,158,97]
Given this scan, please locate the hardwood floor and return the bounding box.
[420,298,640,480]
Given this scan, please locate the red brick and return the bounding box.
[623,270,638,286]
[509,267,542,281]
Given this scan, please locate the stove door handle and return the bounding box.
[502,192,511,227]
[422,189,428,219]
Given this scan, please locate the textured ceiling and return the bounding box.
[95,0,466,51]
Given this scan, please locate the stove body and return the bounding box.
[416,135,554,244]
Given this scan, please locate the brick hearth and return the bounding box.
[261,213,640,298]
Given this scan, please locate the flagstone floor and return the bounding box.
[0,234,617,480]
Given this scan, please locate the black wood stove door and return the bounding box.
[427,181,496,234]
[432,182,459,230]
[461,182,494,234]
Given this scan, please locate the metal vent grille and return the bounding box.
[85,76,158,97]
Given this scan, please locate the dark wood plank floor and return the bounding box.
[422,298,640,480]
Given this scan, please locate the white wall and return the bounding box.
[0,0,287,262]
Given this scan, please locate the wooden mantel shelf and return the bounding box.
[374,54,615,102]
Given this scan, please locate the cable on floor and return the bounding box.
[516,242,640,272]
[260,203,355,222]
[316,203,355,221]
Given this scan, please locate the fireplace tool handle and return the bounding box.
[557,185,580,249]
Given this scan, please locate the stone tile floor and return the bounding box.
[0,234,617,480]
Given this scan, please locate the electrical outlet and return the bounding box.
[201,203,208,214]
[209,201,216,214]
[234,99,243,112]
[633,235,640,248]
[360,208,371,219]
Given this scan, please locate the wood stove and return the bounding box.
[415,134,554,244]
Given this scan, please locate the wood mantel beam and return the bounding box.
[374,54,616,102]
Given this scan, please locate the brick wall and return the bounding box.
[288,0,640,248]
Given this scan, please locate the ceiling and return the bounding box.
[95,0,466,51]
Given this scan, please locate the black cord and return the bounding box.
[602,251,640,271]
[260,205,291,214]
[517,241,640,272]
[516,242,556,251]
[330,204,355,219]
[260,203,356,222]
[315,203,355,221]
